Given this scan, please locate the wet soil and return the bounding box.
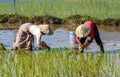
[1,14,120,30]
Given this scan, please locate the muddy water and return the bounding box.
[0,28,120,52]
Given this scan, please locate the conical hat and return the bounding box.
[75,24,90,38]
[38,24,53,35]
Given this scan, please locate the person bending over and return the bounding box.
[13,23,53,51]
[75,21,104,53]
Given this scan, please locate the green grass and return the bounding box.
[0,0,120,19]
[0,49,120,77]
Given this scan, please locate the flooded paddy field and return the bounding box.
[0,28,120,53]
[0,28,120,77]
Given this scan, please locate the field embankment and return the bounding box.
[0,14,120,32]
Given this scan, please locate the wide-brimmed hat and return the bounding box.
[38,24,53,35]
[75,24,90,38]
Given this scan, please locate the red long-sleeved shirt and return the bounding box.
[76,21,97,44]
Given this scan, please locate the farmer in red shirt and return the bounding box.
[75,21,104,53]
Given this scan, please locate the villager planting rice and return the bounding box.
[13,23,53,51]
[75,21,104,53]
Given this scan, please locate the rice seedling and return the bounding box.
[0,0,120,19]
[0,49,120,77]
[0,42,6,50]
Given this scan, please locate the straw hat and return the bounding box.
[38,24,53,35]
[75,24,90,38]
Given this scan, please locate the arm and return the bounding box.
[83,37,93,47]
[83,30,94,48]
[36,33,42,46]
[76,36,84,48]
[29,25,42,46]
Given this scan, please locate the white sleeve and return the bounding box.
[29,25,42,46]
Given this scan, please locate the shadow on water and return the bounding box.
[0,24,120,53]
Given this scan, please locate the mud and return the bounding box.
[1,14,120,27]
[0,29,120,52]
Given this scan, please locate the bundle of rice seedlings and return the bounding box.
[0,42,6,50]
[38,41,50,50]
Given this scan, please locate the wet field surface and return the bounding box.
[0,28,120,52]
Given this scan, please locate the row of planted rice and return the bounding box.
[0,49,120,77]
[0,0,120,19]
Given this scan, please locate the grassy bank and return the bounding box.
[1,14,120,26]
[0,14,120,32]
[0,50,120,77]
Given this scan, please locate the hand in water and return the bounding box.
[38,41,51,50]
[79,46,84,53]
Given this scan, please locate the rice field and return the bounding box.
[0,0,120,19]
[0,48,120,77]
[0,0,120,77]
